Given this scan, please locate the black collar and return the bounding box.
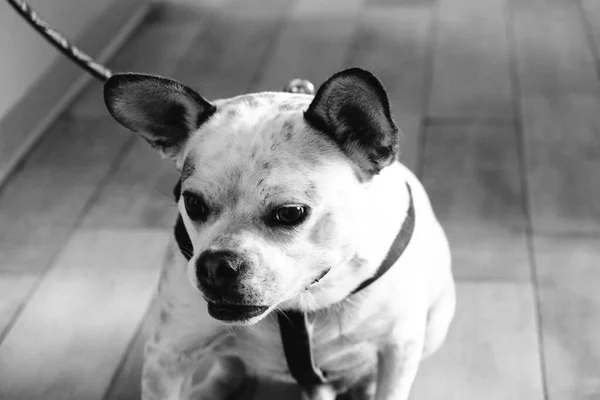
[172,181,416,388]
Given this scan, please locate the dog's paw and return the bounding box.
[188,356,246,400]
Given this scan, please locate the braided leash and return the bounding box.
[6,0,112,81]
[5,0,316,95]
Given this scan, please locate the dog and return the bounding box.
[103,67,455,400]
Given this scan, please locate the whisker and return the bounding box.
[350,255,367,266]
[274,307,293,325]
[179,247,194,259]
[227,325,239,339]
[157,188,176,202]
[158,204,179,209]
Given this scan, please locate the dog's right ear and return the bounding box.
[104,73,215,162]
[304,68,399,176]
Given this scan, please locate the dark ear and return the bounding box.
[304,68,399,175]
[104,73,215,161]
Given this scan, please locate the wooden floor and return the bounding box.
[1,0,599,398]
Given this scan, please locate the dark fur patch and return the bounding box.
[181,156,196,182]
[159,308,170,324]
[245,97,260,108]
[278,103,296,111]
[173,180,182,201]
[304,183,317,200]
[162,103,189,135]
[174,216,193,260]
[257,93,275,101]
[282,120,294,141]
[172,180,193,260]
[228,166,242,183]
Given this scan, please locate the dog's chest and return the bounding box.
[232,308,389,385]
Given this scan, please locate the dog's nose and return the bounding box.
[196,250,240,291]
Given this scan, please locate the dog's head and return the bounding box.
[104,68,400,324]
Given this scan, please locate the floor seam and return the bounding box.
[505,1,550,399]
[415,0,440,180]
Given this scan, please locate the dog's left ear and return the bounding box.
[304,68,399,175]
[104,73,215,163]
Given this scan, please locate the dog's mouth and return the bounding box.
[207,302,269,322]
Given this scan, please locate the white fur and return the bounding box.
[136,91,455,400]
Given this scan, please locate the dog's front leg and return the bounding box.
[142,240,245,400]
[141,337,193,400]
[375,337,424,400]
[301,384,337,400]
[142,338,246,400]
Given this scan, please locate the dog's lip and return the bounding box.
[306,267,332,289]
[207,302,269,322]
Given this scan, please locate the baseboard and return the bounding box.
[0,0,152,187]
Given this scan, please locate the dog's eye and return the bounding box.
[183,193,209,221]
[272,205,308,226]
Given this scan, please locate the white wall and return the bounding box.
[0,0,116,120]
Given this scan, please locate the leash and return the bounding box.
[6,0,112,82]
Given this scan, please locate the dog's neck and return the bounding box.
[350,182,414,294]
[278,182,415,387]
[285,166,414,312]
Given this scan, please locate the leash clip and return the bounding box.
[283,79,315,95]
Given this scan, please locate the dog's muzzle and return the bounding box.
[196,250,270,322]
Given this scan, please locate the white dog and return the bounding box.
[103,68,455,400]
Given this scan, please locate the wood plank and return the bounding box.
[422,124,530,281]
[511,2,599,94]
[411,282,545,400]
[250,0,363,93]
[0,273,38,338]
[175,0,293,100]
[347,7,432,173]
[69,21,207,118]
[367,0,434,5]
[511,0,581,9]
[0,118,132,270]
[582,0,600,74]
[103,298,156,400]
[80,140,179,229]
[532,236,600,400]
[522,94,600,234]
[144,0,218,25]
[429,0,513,120]
[0,229,169,400]
[515,6,600,394]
